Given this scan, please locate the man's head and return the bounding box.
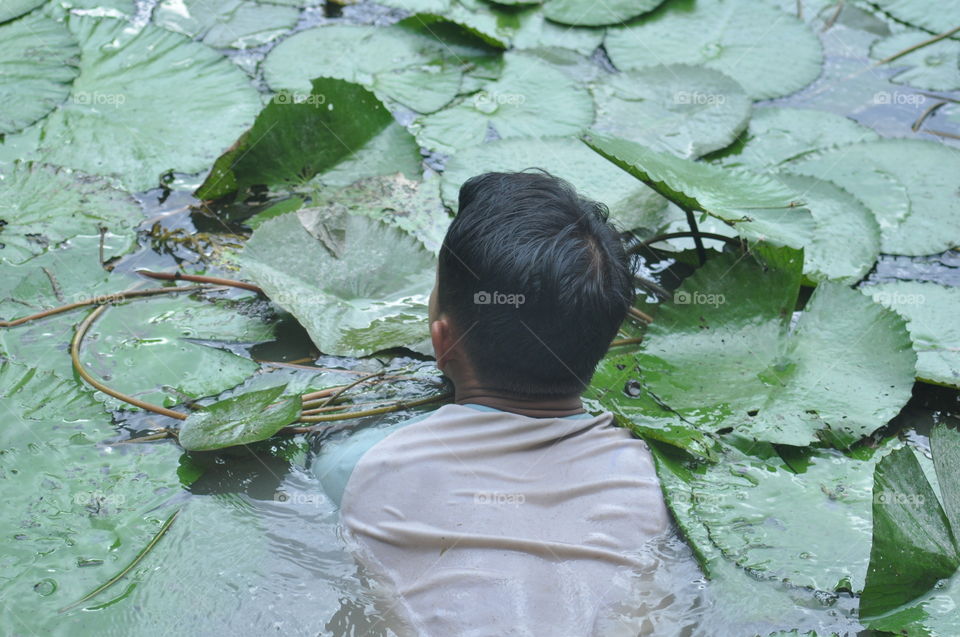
[428,170,635,398]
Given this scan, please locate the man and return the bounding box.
[313,170,671,635]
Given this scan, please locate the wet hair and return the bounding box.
[436,169,635,397]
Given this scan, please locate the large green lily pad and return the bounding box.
[692,440,901,592]
[0,162,141,265]
[305,173,451,254]
[542,0,665,26]
[871,31,960,91]
[590,64,751,159]
[0,361,196,616]
[1,15,261,192]
[178,384,302,451]
[635,247,916,447]
[604,0,824,99]
[863,282,960,388]
[241,210,436,357]
[583,132,816,249]
[262,22,496,114]
[789,138,960,256]
[440,136,667,231]
[195,78,396,199]
[413,52,595,153]
[153,0,300,49]
[0,12,80,134]
[707,106,880,171]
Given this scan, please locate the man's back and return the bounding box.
[332,403,671,636]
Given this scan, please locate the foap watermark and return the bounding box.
[272,92,327,106]
[73,91,126,107]
[73,490,125,508]
[873,91,926,106]
[474,491,525,506]
[674,290,725,307]
[674,91,726,106]
[874,491,925,506]
[474,290,525,308]
[870,290,926,306]
[274,490,323,506]
[473,90,526,107]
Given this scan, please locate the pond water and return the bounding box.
[4,0,960,635]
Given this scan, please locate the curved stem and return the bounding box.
[640,231,741,250]
[295,391,453,425]
[136,269,263,294]
[71,304,188,421]
[0,284,215,327]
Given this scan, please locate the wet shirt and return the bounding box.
[312,402,671,636]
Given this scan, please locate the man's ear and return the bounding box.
[430,316,456,371]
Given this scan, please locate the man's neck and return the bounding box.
[453,387,586,418]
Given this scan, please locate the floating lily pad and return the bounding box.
[413,52,595,153]
[2,15,260,191]
[870,31,960,91]
[305,173,451,254]
[196,78,396,199]
[774,172,881,283]
[789,138,960,256]
[869,0,960,39]
[0,0,46,22]
[590,64,751,158]
[0,162,141,265]
[604,0,824,99]
[0,360,195,615]
[440,136,667,231]
[692,440,901,592]
[634,247,916,447]
[178,384,302,451]
[153,0,300,49]
[707,107,880,170]
[583,132,816,249]
[863,282,960,388]
[542,0,665,26]
[241,211,436,357]
[509,7,604,54]
[305,120,422,190]
[262,22,496,113]
[0,12,80,134]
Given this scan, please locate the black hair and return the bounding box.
[436,169,635,397]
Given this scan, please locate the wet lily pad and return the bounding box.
[590,64,751,158]
[789,138,960,256]
[178,384,302,451]
[0,360,196,616]
[1,15,261,191]
[413,52,595,153]
[870,31,960,91]
[605,0,824,99]
[707,106,880,171]
[304,173,451,254]
[542,0,665,26]
[262,22,496,113]
[153,0,300,49]
[773,172,881,283]
[440,136,667,231]
[863,282,960,388]
[0,12,79,134]
[583,132,816,249]
[692,440,901,592]
[860,430,960,619]
[196,78,397,199]
[0,162,141,265]
[634,247,916,447]
[241,210,436,357]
